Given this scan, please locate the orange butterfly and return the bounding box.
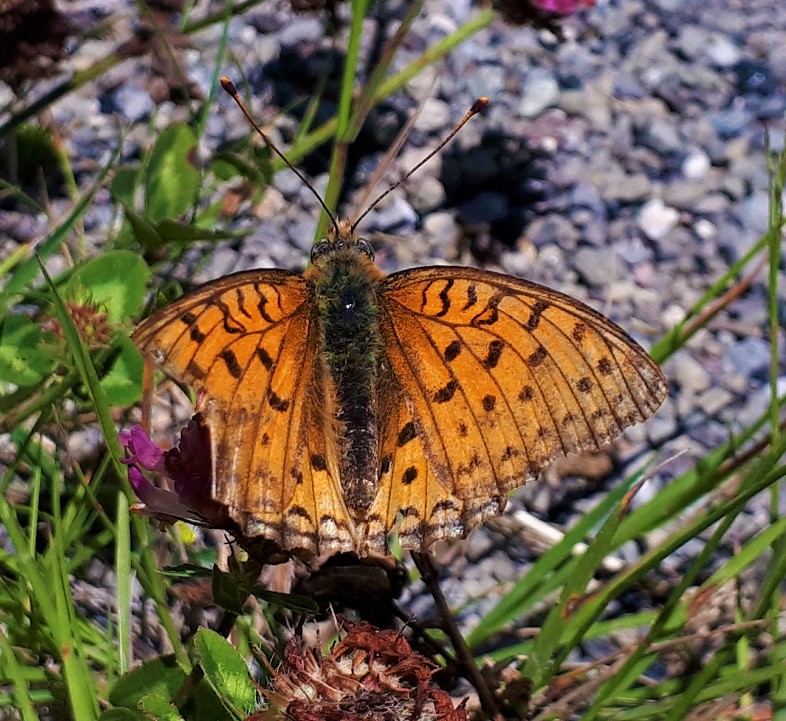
[132,83,667,561]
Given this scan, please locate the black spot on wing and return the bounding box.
[212,298,245,334]
[598,357,613,376]
[470,292,502,326]
[435,279,454,318]
[269,391,290,412]
[235,287,253,318]
[181,312,206,343]
[219,349,242,378]
[462,283,478,311]
[433,379,458,403]
[519,385,535,402]
[482,394,496,412]
[527,346,547,367]
[577,376,593,393]
[444,340,462,362]
[482,339,504,369]
[256,346,274,370]
[380,455,392,475]
[402,466,418,485]
[397,422,417,447]
[254,287,276,324]
[572,322,587,343]
[526,300,550,330]
[311,454,327,471]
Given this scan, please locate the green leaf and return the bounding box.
[125,207,164,251]
[211,565,246,615]
[110,167,140,208]
[108,656,187,709]
[245,585,319,614]
[138,691,185,721]
[0,314,54,386]
[155,220,248,245]
[211,147,271,186]
[160,564,213,579]
[65,250,150,323]
[145,123,200,222]
[100,335,143,406]
[99,710,148,721]
[194,629,257,717]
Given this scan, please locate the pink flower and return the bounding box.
[531,0,594,14]
[120,416,231,529]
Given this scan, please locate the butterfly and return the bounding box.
[133,208,667,560]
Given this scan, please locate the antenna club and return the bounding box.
[471,97,490,114]
[220,77,236,95]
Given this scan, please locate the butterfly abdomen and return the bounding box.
[313,255,383,517]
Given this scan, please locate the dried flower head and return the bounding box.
[259,619,467,721]
[44,300,113,350]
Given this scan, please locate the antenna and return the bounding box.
[219,77,340,237]
[351,96,489,233]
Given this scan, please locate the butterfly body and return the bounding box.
[133,220,668,561]
[307,225,384,518]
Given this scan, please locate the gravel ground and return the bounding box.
[3,0,786,650]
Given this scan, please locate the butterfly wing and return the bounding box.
[371,266,667,550]
[132,270,354,558]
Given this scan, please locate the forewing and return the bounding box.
[376,266,667,546]
[132,269,354,556]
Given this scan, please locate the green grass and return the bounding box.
[0,2,784,720]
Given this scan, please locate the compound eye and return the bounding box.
[355,238,375,259]
[310,240,331,263]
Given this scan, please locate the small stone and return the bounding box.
[278,17,323,46]
[571,246,617,288]
[603,173,652,203]
[274,168,306,197]
[423,212,459,255]
[111,86,154,123]
[726,337,771,380]
[707,106,754,139]
[706,35,742,67]
[740,191,770,235]
[525,214,580,250]
[682,149,711,179]
[694,219,717,241]
[647,399,678,445]
[254,187,287,219]
[669,352,711,394]
[413,98,451,134]
[518,68,560,118]
[639,119,682,155]
[409,175,445,214]
[638,199,680,241]
[369,194,418,234]
[193,247,239,283]
[696,387,733,416]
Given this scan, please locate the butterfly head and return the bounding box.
[309,218,376,272]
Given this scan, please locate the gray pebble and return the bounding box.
[571,246,617,288]
[278,17,324,46]
[111,85,154,123]
[414,98,451,134]
[669,352,712,394]
[726,337,772,380]
[637,199,680,241]
[697,386,734,416]
[518,68,560,118]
